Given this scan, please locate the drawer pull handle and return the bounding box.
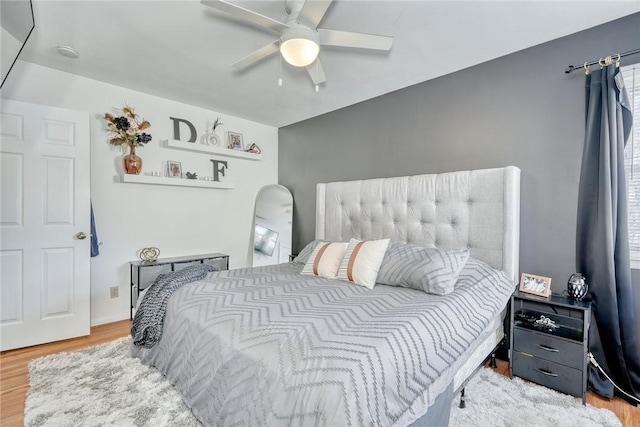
[537,344,559,353]
[535,368,558,378]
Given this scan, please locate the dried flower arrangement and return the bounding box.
[104,105,152,148]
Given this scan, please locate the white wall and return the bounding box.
[2,60,278,325]
[1,27,23,84]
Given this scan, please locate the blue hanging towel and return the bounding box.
[90,202,99,257]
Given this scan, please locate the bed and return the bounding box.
[132,166,521,426]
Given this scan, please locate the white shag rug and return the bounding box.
[25,337,622,427]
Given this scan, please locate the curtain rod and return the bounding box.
[565,48,640,74]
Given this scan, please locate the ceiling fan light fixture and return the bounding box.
[280,27,319,67]
[56,45,79,59]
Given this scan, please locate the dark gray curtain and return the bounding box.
[576,63,640,401]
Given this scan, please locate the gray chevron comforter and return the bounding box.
[132,259,513,426]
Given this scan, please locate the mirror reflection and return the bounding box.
[252,185,293,267]
[1,0,35,88]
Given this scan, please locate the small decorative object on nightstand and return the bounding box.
[567,273,589,300]
[130,253,229,319]
[138,247,160,262]
[509,290,591,404]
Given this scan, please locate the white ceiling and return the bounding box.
[18,1,640,127]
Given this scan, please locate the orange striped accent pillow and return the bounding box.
[336,238,390,289]
[300,242,348,278]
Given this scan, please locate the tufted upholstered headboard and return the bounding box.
[315,166,521,284]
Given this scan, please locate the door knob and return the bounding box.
[75,232,87,240]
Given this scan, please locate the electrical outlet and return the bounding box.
[110,286,119,299]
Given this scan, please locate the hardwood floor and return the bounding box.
[1,320,638,426]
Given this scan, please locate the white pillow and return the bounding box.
[292,239,324,264]
[336,238,390,289]
[376,242,470,295]
[301,242,348,278]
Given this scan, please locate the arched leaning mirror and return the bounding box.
[252,185,293,267]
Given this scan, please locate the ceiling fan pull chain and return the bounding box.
[278,51,283,87]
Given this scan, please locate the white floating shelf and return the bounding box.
[165,139,262,161]
[122,174,233,189]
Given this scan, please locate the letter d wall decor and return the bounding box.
[169,117,197,142]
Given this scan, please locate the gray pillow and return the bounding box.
[292,239,324,264]
[376,242,470,295]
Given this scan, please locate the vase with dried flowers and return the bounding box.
[104,106,152,174]
[203,117,223,147]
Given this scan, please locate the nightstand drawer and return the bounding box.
[137,264,172,288]
[512,352,583,397]
[203,257,228,271]
[513,327,583,369]
[173,260,202,271]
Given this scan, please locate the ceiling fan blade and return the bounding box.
[319,29,393,51]
[298,0,333,29]
[306,58,326,85]
[201,0,289,34]
[232,41,280,70]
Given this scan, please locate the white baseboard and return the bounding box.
[91,312,129,327]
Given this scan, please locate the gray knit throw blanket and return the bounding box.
[131,264,219,348]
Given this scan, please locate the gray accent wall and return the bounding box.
[279,13,640,296]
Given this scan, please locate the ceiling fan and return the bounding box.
[200,0,394,88]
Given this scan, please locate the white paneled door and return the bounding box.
[1,100,90,351]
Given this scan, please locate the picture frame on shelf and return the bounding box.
[167,161,182,178]
[519,273,552,297]
[228,131,244,150]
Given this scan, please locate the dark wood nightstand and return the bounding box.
[130,253,229,319]
[509,290,591,404]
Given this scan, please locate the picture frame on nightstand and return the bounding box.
[519,273,552,297]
